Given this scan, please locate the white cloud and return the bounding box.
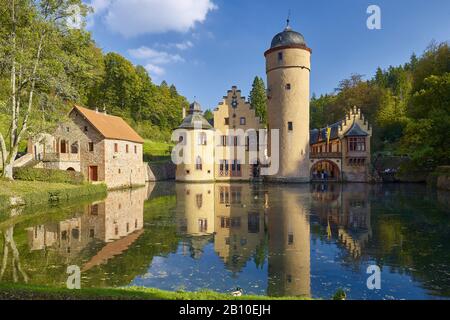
[92,0,217,37]
[128,46,184,64]
[155,40,194,51]
[175,41,194,50]
[145,64,165,77]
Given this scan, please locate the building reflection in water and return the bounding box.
[310,183,372,259]
[214,183,266,273]
[175,183,215,259]
[25,187,147,269]
[175,183,373,297]
[22,181,373,297]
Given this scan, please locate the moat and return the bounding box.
[0,183,449,300]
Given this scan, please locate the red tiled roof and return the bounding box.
[71,105,144,144]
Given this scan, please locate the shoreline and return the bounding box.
[0,283,309,300]
[0,180,108,211]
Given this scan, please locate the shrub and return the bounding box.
[13,167,85,185]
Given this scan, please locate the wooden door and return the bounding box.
[89,166,98,181]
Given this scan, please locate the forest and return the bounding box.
[310,42,450,170]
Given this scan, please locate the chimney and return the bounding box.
[182,106,186,118]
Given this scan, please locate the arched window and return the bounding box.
[195,156,202,170]
[60,140,67,153]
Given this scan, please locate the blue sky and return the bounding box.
[85,0,450,110]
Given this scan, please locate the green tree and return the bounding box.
[249,76,267,125]
[0,0,90,179]
[402,73,450,167]
[203,109,213,122]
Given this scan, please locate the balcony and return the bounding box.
[43,152,80,162]
[310,152,342,159]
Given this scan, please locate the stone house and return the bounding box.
[29,105,146,189]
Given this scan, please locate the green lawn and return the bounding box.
[143,139,173,163]
[0,179,106,210]
[0,283,310,300]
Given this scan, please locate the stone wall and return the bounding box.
[147,162,176,181]
[104,139,146,189]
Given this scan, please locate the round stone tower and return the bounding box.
[265,20,311,182]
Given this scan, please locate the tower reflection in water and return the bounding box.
[176,182,372,298]
[267,185,311,297]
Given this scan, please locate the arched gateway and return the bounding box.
[310,160,341,181]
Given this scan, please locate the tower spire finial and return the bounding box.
[285,10,292,30]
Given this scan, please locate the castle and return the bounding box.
[174,21,372,183]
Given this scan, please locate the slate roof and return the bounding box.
[271,26,306,49]
[310,121,343,145]
[310,120,369,145]
[344,122,368,137]
[178,102,213,130]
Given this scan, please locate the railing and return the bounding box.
[43,152,80,162]
[310,152,342,159]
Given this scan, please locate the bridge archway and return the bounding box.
[311,160,341,182]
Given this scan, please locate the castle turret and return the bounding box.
[175,101,215,182]
[265,20,311,182]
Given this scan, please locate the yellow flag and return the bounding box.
[326,127,331,145]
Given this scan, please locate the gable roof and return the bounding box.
[344,122,369,137]
[71,105,144,144]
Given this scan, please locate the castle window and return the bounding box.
[134,145,137,154]
[348,137,366,152]
[126,144,129,153]
[114,143,118,153]
[278,52,283,62]
[198,132,207,145]
[224,117,230,125]
[288,233,294,245]
[286,83,291,90]
[195,156,202,170]
[221,135,227,146]
[240,117,246,125]
[288,122,293,131]
[198,218,207,232]
[88,142,94,152]
[84,126,88,132]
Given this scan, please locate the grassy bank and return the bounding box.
[143,139,173,163]
[0,180,107,210]
[0,283,309,300]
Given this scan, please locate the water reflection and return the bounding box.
[311,184,372,259]
[0,182,449,299]
[267,186,311,297]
